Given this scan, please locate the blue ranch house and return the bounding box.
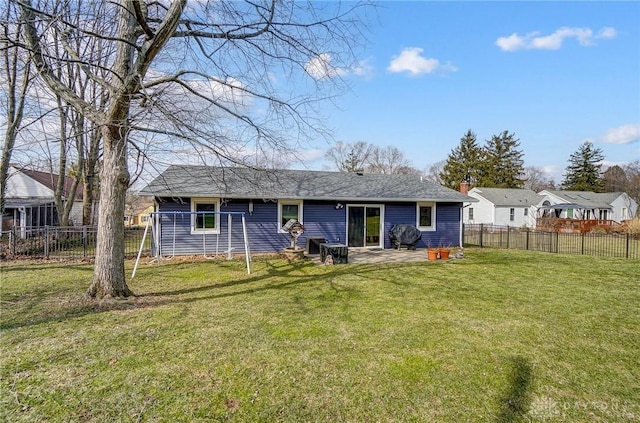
[139,166,475,255]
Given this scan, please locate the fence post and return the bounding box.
[525,230,529,251]
[581,232,585,255]
[506,226,510,249]
[83,226,88,258]
[10,226,16,256]
[626,233,630,259]
[555,231,559,253]
[462,223,465,246]
[44,226,50,258]
[479,224,483,247]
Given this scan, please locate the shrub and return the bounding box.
[623,217,640,239]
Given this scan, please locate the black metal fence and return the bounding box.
[0,226,151,260]
[463,224,639,259]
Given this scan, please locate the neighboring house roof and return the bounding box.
[540,190,613,209]
[140,165,476,203]
[469,187,542,207]
[6,166,82,201]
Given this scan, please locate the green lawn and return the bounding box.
[1,250,639,422]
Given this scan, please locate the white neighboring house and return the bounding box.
[3,166,83,236]
[538,190,637,223]
[464,187,542,228]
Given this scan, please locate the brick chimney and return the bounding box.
[459,181,470,195]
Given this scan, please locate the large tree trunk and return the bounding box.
[86,125,132,298]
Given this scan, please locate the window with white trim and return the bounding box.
[416,202,436,231]
[278,200,303,232]
[191,198,220,234]
[509,208,515,221]
[468,207,474,220]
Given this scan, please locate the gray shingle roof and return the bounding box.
[140,165,475,203]
[544,190,617,209]
[470,187,542,207]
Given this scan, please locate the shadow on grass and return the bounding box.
[2,258,410,330]
[496,355,534,423]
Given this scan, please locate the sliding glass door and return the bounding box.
[347,205,382,248]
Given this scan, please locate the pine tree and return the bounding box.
[478,130,525,188]
[439,130,484,190]
[561,141,605,191]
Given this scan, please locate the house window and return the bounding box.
[142,216,149,222]
[191,198,220,234]
[468,207,474,220]
[416,202,436,231]
[524,208,528,216]
[622,208,628,220]
[123,216,130,222]
[509,208,515,222]
[278,200,303,232]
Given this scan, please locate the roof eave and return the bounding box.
[140,191,476,203]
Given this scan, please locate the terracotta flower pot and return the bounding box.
[439,248,451,260]
[427,248,439,261]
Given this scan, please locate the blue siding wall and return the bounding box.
[434,203,462,248]
[155,197,461,255]
[385,202,461,249]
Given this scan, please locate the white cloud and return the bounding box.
[598,27,617,39]
[495,33,527,52]
[351,59,374,79]
[600,124,640,145]
[305,53,347,80]
[387,47,457,76]
[496,26,617,52]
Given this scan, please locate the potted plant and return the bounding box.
[427,242,439,261]
[437,238,451,260]
[438,246,451,260]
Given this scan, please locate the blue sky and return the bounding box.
[306,1,640,182]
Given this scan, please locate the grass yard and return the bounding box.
[1,249,639,422]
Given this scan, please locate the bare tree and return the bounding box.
[623,160,640,209]
[366,145,418,174]
[523,166,555,192]
[325,140,373,173]
[601,165,628,193]
[424,160,445,185]
[325,141,419,174]
[0,2,32,216]
[17,0,370,298]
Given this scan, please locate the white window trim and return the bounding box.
[278,199,303,233]
[190,197,220,235]
[416,202,436,231]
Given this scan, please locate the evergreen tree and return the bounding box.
[561,141,605,191]
[439,130,484,190]
[478,130,525,188]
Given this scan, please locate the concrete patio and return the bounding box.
[309,247,462,265]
